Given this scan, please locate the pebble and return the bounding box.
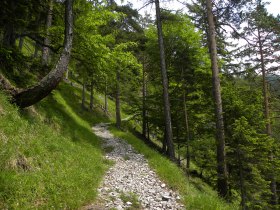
[91,123,184,210]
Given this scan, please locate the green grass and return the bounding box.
[0,80,238,209]
[119,192,140,209]
[0,83,111,209]
[110,127,238,210]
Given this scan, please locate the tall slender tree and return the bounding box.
[154,0,175,160]
[116,67,121,128]
[205,0,228,197]
[42,0,53,66]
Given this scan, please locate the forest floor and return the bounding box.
[84,123,184,210]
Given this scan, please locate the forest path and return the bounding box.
[87,123,184,210]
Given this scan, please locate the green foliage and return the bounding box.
[222,78,279,207]
[230,116,273,208]
[142,11,214,174]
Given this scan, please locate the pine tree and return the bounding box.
[154,0,175,160]
[205,0,228,197]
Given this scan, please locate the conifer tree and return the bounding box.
[205,0,228,197]
[154,0,175,160]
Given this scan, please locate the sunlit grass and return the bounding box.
[0,84,110,209]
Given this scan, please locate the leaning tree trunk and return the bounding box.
[42,0,53,66]
[155,0,175,160]
[205,0,228,198]
[13,0,74,108]
[257,27,278,206]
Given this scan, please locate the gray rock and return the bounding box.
[162,194,171,201]
[126,201,132,206]
[116,205,123,210]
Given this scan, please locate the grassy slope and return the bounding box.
[0,81,236,209]
[0,83,111,209]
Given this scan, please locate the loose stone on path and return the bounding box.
[88,123,184,210]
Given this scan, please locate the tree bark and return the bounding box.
[183,88,190,170]
[33,41,40,58]
[257,27,278,206]
[205,0,228,198]
[89,78,94,110]
[13,0,74,108]
[237,146,246,210]
[42,0,53,66]
[105,76,108,113]
[18,36,24,52]
[2,0,16,48]
[155,0,175,160]
[116,68,121,129]
[82,79,86,108]
[142,57,148,138]
[147,116,150,140]
[65,68,69,80]
[162,127,167,154]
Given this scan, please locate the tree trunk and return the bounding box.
[176,123,181,166]
[18,36,24,52]
[116,68,121,129]
[205,0,228,198]
[155,0,175,160]
[142,57,148,138]
[147,116,150,140]
[33,41,40,58]
[2,0,16,48]
[105,77,108,113]
[13,0,74,108]
[183,88,190,170]
[177,143,181,166]
[82,79,86,108]
[237,142,246,210]
[42,0,53,66]
[3,24,16,48]
[65,68,69,80]
[89,78,94,110]
[162,127,167,154]
[257,27,278,206]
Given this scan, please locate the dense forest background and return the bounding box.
[0,0,280,209]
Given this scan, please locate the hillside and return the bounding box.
[0,82,236,209]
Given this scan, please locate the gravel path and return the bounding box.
[88,123,184,210]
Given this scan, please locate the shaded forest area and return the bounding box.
[0,0,280,209]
